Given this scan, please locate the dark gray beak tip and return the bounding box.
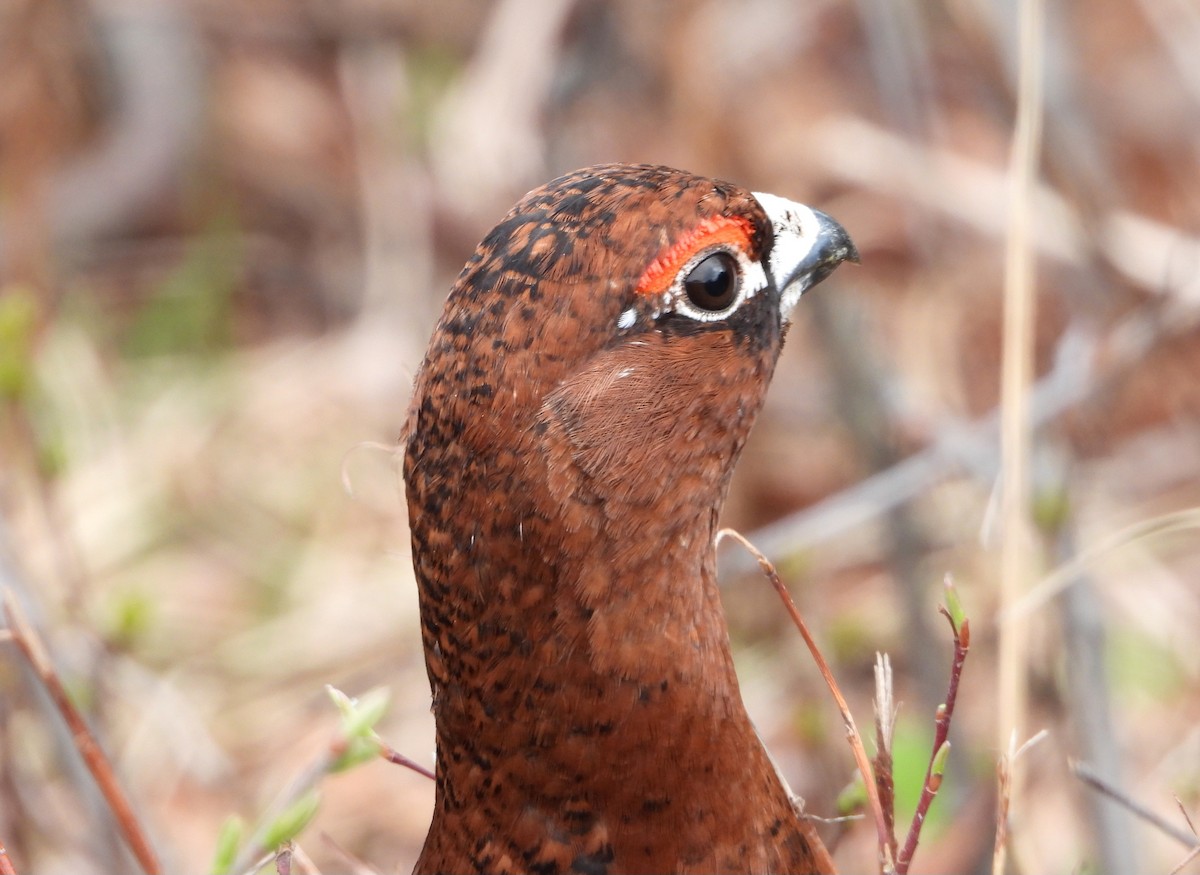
[811,208,859,268]
[845,238,862,266]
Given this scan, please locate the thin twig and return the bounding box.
[0,589,161,875]
[1166,844,1200,873]
[319,832,382,875]
[1169,845,1200,875]
[896,591,971,874]
[378,739,435,780]
[1177,796,1198,838]
[1005,508,1200,620]
[718,528,896,874]
[288,842,322,875]
[1071,761,1200,849]
[805,813,867,826]
[239,849,276,875]
[995,730,1049,875]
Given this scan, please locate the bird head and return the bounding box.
[407,164,856,523]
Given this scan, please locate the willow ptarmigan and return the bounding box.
[403,164,857,875]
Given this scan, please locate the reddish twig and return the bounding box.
[0,843,17,875]
[895,594,971,873]
[378,739,435,781]
[719,528,896,874]
[0,589,161,875]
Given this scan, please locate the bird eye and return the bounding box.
[683,251,739,312]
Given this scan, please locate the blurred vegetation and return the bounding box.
[2,0,1200,872]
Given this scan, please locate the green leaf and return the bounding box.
[836,774,867,815]
[1032,487,1071,534]
[260,790,321,849]
[123,212,240,360]
[104,587,156,651]
[209,814,244,875]
[331,735,382,773]
[0,286,39,402]
[326,685,391,772]
[931,740,951,777]
[328,685,391,739]
[942,575,966,632]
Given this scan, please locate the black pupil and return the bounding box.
[683,252,738,311]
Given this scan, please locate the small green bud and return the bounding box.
[260,790,321,848]
[209,814,244,875]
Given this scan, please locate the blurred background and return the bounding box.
[2,0,1199,872]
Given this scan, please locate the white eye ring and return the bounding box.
[668,245,766,323]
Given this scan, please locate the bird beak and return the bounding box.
[752,193,859,319]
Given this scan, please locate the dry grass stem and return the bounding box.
[997,0,1046,806]
[0,589,161,875]
[872,652,897,858]
[1070,761,1200,849]
[319,832,382,875]
[1005,508,1200,620]
[994,732,1014,875]
[1168,845,1200,875]
[718,528,895,874]
[1177,797,1198,838]
[994,730,1049,874]
[812,115,1200,307]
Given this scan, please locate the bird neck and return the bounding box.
[427,486,772,781]
[402,324,790,834]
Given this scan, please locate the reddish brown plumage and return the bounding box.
[403,164,854,874]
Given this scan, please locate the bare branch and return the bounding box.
[1169,844,1200,875]
[0,589,161,875]
[378,739,435,781]
[896,578,971,874]
[1176,797,1198,838]
[718,527,895,874]
[1071,761,1200,850]
[319,832,382,875]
